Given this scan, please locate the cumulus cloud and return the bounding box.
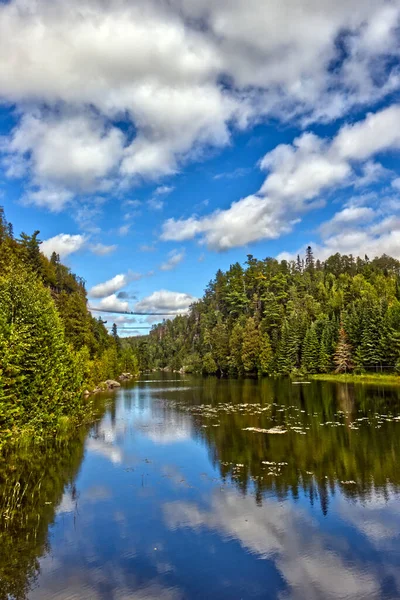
[278,195,400,262]
[154,185,174,196]
[135,290,197,314]
[147,198,165,211]
[5,109,124,192]
[160,249,185,271]
[90,243,117,256]
[22,187,75,212]
[41,233,87,258]
[94,294,130,313]
[89,272,142,298]
[319,206,376,237]
[140,244,156,252]
[161,104,400,250]
[0,0,400,209]
[118,224,131,237]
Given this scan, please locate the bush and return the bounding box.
[0,265,85,435]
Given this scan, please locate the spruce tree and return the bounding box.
[319,317,337,373]
[229,321,244,374]
[334,325,353,373]
[259,332,273,375]
[276,318,298,374]
[301,324,319,373]
[241,317,260,372]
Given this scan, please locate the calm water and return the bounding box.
[1,374,400,600]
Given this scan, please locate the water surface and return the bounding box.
[1,374,400,599]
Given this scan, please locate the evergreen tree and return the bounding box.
[202,352,217,374]
[276,318,298,374]
[259,332,273,375]
[212,321,230,374]
[229,321,244,374]
[334,325,353,373]
[241,317,260,372]
[19,230,43,275]
[0,264,85,430]
[112,323,121,354]
[302,324,320,373]
[319,317,337,373]
[305,245,315,273]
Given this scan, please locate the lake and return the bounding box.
[1,373,400,600]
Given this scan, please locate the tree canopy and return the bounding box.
[129,251,400,376]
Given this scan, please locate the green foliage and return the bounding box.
[259,332,273,375]
[0,264,85,435]
[0,206,140,445]
[334,325,354,373]
[127,248,400,378]
[302,324,320,373]
[241,317,260,373]
[202,352,218,374]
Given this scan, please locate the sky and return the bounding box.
[1,0,400,335]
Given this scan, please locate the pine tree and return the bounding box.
[357,299,383,370]
[305,245,315,273]
[202,352,217,374]
[259,332,273,375]
[213,321,230,374]
[276,318,298,374]
[112,322,122,356]
[334,325,353,373]
[229,321,244,374]
[241,317,260,372]
[301,324,319,373]
[0,263,85,427]
[319,317,337,373]
[19,230,43,275]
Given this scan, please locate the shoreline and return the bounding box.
[310,373,400,386]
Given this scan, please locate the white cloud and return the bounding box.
[319,205,376,237]
[89,272,142,298]
[147,198,165,211]
[392,178,400,190]
[135,290,197,314]
[161,104,400,250]
[41,233,86,258]
[278,200,400,262]
[124,199,142,208]
[95,294,130,313]
[5,110,124,194]
[154,185,174,196]
[160,249,185,271]
[22,187,75,212]
[0,0,399,206]
[333,105,400,161]
[90,243,117,256]
[118,224,131,237]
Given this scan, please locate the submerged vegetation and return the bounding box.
[131,248,400,378]
[0,207,139,447]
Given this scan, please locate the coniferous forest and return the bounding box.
[0,207,138,446]
[2,200,400,446]
[131,248,400,377]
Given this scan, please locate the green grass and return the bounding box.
[311,373,400,386]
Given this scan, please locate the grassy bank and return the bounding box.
[311,373,400,385]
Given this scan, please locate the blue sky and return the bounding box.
[1,0,400,334]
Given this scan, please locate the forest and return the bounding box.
[130,248,400,377]
[0,207,138,446]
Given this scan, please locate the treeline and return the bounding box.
[0,207,138,444]
[131,248,400,376]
